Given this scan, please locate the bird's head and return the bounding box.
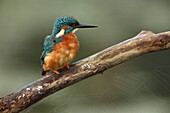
[52,16,97,39]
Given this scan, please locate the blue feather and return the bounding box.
[40,35,63,66]
[40,35,54,66]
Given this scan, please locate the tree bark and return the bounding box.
[0,30,170,113]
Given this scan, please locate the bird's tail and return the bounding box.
[41,69,48,76]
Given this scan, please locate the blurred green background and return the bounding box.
[0,0,170,113]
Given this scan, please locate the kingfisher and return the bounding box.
[40,16,97,75]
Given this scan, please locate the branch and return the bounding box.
[0,30,170,113]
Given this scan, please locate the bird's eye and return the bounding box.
[68,23,73,26]
[72,22,79,27]
[68,22,79,27]
[72,24,76,27]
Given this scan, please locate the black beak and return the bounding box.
[75,24,98,28]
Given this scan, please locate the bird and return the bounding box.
[40,16,97,76]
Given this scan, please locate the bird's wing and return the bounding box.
[40,35,54,66]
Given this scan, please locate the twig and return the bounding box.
[0,30,170,113]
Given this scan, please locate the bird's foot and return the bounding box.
[53,70,60,75]
[65,65,70,69]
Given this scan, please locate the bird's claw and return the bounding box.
[65,65,70,69]
[53,70,60,75]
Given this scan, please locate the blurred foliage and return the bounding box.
[0,0,170,113]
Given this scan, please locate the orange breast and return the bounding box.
[43,33,79,71]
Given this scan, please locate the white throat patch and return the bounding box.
[73,28,79,33]
[55,29,65,38]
